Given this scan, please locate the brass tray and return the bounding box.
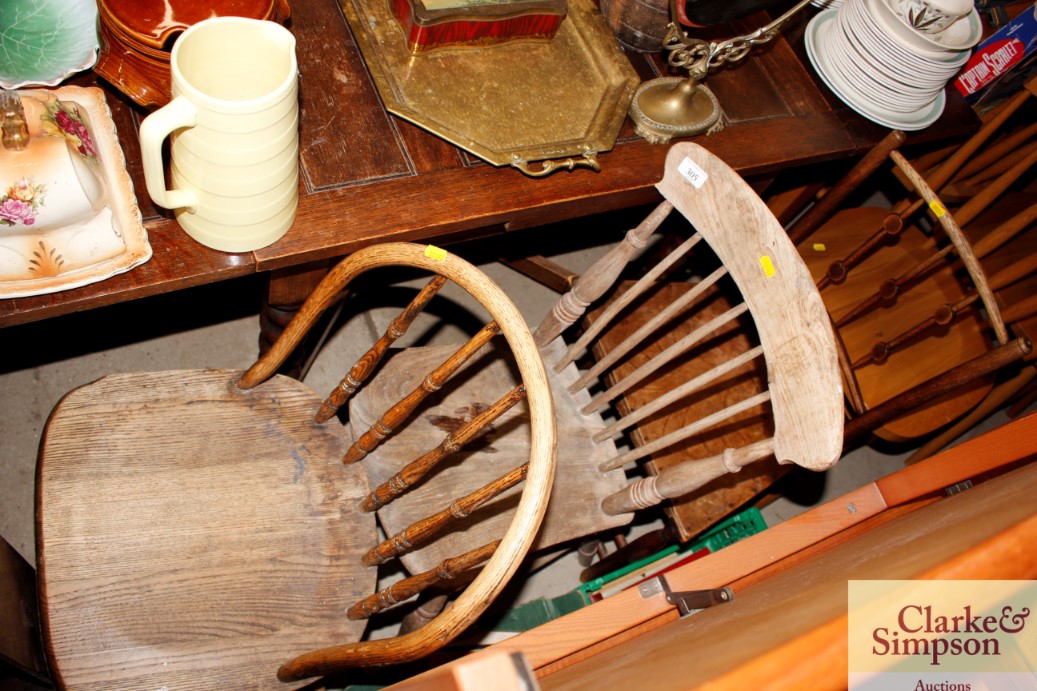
[340,0,640,175]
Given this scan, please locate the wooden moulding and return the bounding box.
[393,0,568,54]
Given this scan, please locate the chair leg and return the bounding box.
[399,594,451,634]
[842,338,1033,450]
[0,536,51,688]
[906,365,1037,464]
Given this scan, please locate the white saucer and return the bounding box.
[834,7,949,104]
[806,9,946,130]
[868,0,980,57]
[842,0,968,78]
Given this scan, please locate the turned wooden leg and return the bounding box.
[259,259,335,378]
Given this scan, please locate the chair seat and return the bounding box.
[37,369,377,690]
[349,341,631,576]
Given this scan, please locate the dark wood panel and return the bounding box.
[255,109,858,270]
[0,0,979,328]
[752,12,832,116]
[394,117,472,174]
[294,0,413,188]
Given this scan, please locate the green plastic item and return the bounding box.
[577,506,768,598]
[490,589,590,633]
[488,507,767,634]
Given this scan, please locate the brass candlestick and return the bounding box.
[630,0,817,143]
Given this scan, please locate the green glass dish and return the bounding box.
[0,0,100,89]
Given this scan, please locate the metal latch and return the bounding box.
[639,575,733,617]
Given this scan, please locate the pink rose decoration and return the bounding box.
[0,198,36,226]
[55,108,97,158]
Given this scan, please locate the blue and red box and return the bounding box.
[954,3,1037,108]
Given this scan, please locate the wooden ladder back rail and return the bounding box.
[971,200,1037,259]
[594,143,842,515]
[817,213,904,295]
[955,117,1036,178]
[344,321,503,464]
[236,244,558,682]
[949,132,1037,195]
[932,140,1037,231]
[791,133,1025,376]
[925,73,1037,189]
[843,336,1033,448]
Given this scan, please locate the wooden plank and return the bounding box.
[486,411,1037,675]
[702,509,1037,691]
[537,460,1037,690]
[875,409,1037,505]
[490,483,887,670]
[385,650,538,691]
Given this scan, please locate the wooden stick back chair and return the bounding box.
[35,243,556,688]
[348,142,844,572]
[785,122,1034,447]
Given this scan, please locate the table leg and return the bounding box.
[260,259,335,378]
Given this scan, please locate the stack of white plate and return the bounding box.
[805,0,982,130]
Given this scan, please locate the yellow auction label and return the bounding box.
[759,256,775,277]
[424,245,448,261]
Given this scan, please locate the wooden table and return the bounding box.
[0,0,979,330]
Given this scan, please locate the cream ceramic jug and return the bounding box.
[139,17,298,253]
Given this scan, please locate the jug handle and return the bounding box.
[139,96,199,213]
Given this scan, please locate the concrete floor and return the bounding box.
[0,219,1020,618]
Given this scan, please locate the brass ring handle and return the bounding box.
[511,152,601,177]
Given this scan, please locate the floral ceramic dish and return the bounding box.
[0,87,151,298]
[0,0,100,89]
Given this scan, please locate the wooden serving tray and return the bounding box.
[340,0,639,174]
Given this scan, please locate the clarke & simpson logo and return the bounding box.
[872,602,1031,666]
[849,581,1037,690]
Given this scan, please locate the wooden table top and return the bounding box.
[0,0,978,328]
